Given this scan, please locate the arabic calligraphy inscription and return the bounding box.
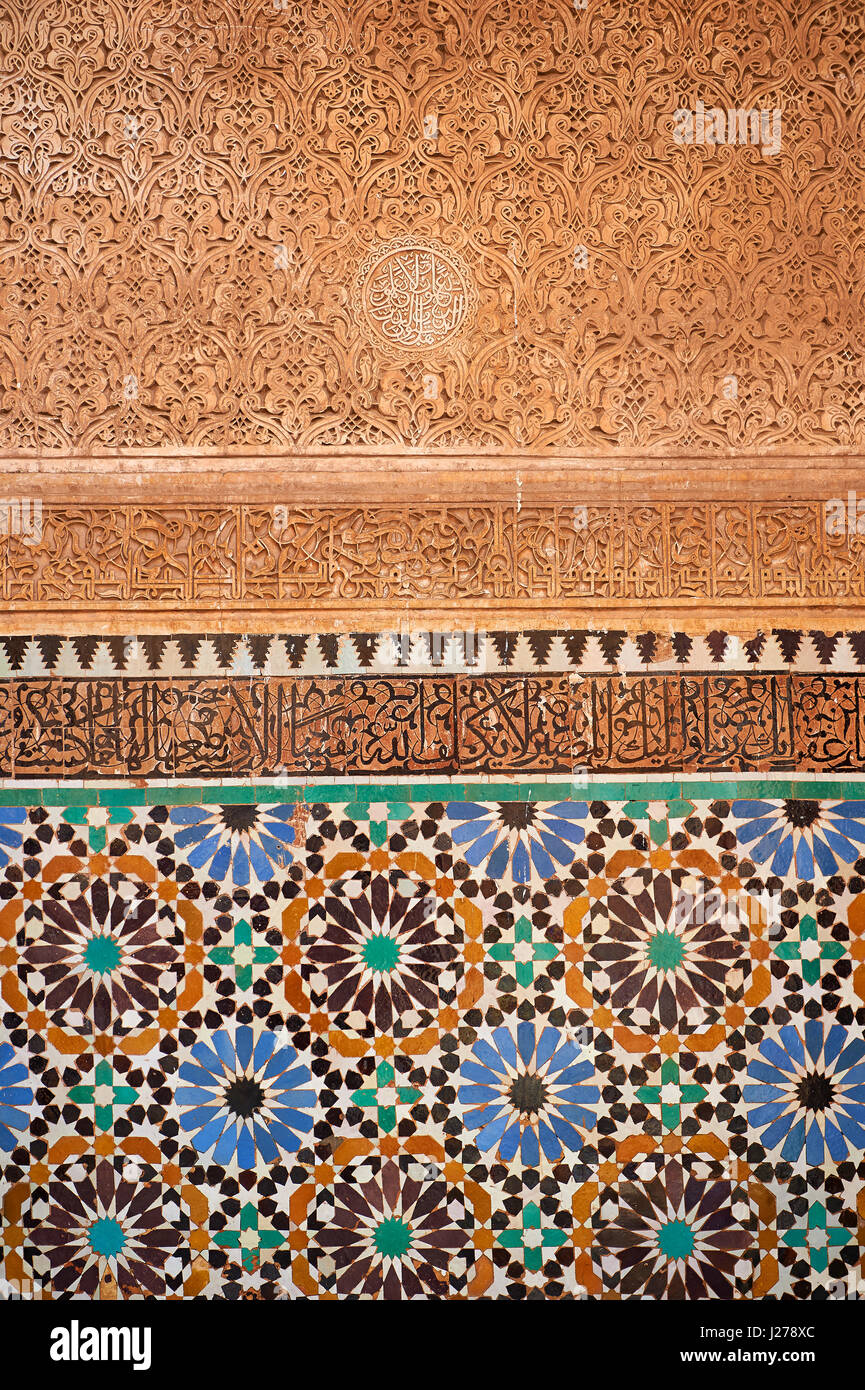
[358,240,473,351]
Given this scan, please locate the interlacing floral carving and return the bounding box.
[0,0,862,453]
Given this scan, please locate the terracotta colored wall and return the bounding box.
[1,1,864,1306]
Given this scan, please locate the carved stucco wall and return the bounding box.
[0,0,863,634]
[0,0,862,455]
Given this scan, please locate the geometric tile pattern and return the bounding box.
[4,783,865,1298]
[1,630,863,677]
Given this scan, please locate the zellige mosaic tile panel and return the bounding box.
[3,782,865,1301]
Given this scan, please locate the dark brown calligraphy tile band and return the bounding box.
[1,673,865,779]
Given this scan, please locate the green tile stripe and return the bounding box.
[0,780,862,807]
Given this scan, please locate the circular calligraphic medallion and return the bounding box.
[357,238,475,351]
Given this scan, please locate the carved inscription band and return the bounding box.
[0,502,863,613]
[2,673,864,779]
